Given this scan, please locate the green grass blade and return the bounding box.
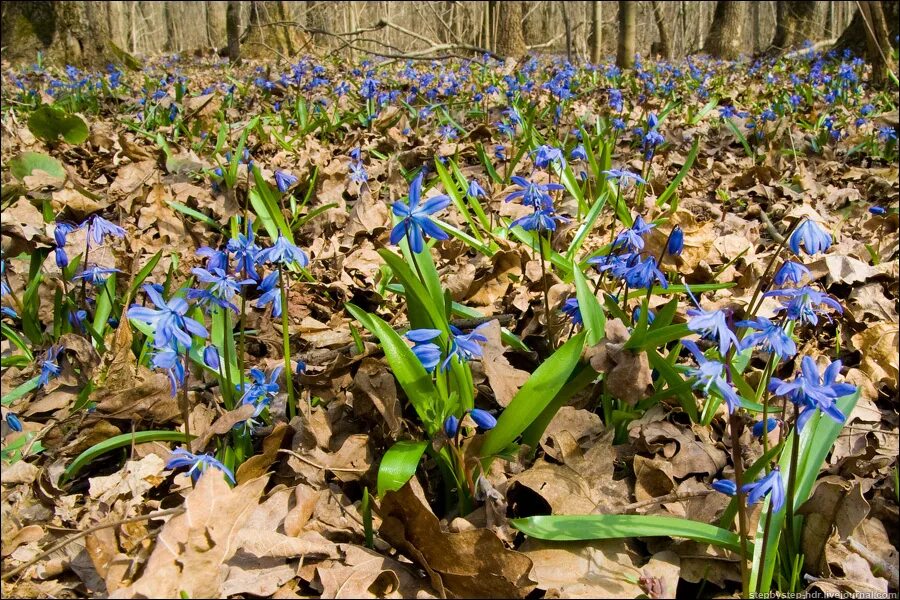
[62,430,193,482]
[511,514,745,554]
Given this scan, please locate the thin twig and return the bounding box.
[278,448,370,473]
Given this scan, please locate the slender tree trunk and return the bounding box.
[561,2,572,62]
[702,1,747,59]
[770,1,820,50]
[651,1,671,58]
[616,1,637,68]
[590,0,602,63]
[226,0,241,63]
[495,0,526,58]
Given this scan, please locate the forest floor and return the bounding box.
[0,50,898,599]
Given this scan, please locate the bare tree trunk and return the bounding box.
[226,0,241,63]
[590,0,602,63]
[651,1,671,58]
[561,2,572,61]
[616,1,637,68]
[495,0,526,58]
[770,1,820,50]
[703,1,747,59]
[1,1,112,66]
[835,0,899,59]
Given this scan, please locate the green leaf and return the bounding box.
[481,331,586,461]
[1,376,40,406]
[565,192,607,261]
[167,200,222,231]
[346,304,443,435]
[27,105,89,144]
[62,430,193,482]
[573,265,605,346]
[126,251,163,302]
[378,249,446,332]
[377,440,428,497]
[511,514,745,554]
[656,136,700,206]
[9,152,66,181]
[749,390,860,595]
[250,166,293,243]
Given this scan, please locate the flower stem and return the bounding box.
[729,411,751,597]
[278,265,296,419]
[221,308,235,410]
[538,232,555,349]
[181,350,192,439]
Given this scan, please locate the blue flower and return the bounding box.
[561,297,582,326]
[711,479,737,496]
[682,340,742,414]
[614,216,655,252]
[769,356,855,431]
[274,170,298,193]
[256,235,309,268]
[505,176,564,210]
[236,367,283,417]
[390,173,450,253]
[38,344,64,388]
[570,145,587,162]
[469,408,497,430]
[467,179,487,199]
[1,260,11,298]
[765,286,843,326]
[532,145,566,169]
[54,221,79,248]
[227,225,261,279]
[667,226,684,256]
[444,414,460,438]
[126,284,208,348]
[86,215,126,246]
[509,208,566,233]
[349,161,368,184]
[685,287,739,357]
[203,345,220,371]
[868,206,886,216]
[254,271,282,317]
[165,448,235,484]
[751,417,778,437]
[151,345,185,395]
[406,328,443,372]
[624,256,668,290]
[5,412,23,432]
[741,467,785,512]
[72,266,121,287]
[602,169,647,186]
[737,316,797,358]
[773,261,810,286]
[789,219,832,256]
[189,268,253,305]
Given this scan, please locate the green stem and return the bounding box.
[278,265,296,419]
[221,308,235,410]
[539,232,555,349]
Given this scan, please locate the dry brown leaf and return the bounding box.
[314,544,435,599]
[588,318,653,404]
[113,473,269,599]
[478,320,529,407]
[235,422,291,483]
[851,323,899,386]
[379,482,536,598]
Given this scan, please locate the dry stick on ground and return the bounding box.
[1,507,186,582]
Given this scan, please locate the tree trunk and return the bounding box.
[561,2,572,62]
[590,0,602,63]
[616,1,636,69]
[770,1,820,50]
[651,1,671,58]
[835,1,899,58]
[164,1,178,52]
[702,1,747,59]
[1,1,112,67]
[226,0,241,63]
[495,0,526,58]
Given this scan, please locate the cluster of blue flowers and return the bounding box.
[703,218,856,512]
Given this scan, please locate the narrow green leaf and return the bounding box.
[481,331,586,460]
[511,514,745,554]
[573,265,605,346]
[1,376,40,406]
[62,430,193,482]
[656,137,700,206]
